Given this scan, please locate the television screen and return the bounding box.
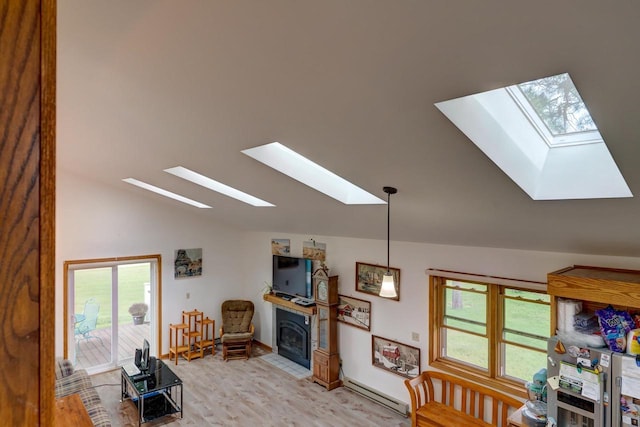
[140,338,150,371]
[272,255,312,298]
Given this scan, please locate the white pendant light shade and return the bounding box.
[379,273,397,298]
[379,186,398,298]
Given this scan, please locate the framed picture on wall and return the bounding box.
[355,262,400,301]
[303,240,326,261]
[271,239,290,256]
[371,335,420,378]
[337,294,371,331]
[174,248,202,278]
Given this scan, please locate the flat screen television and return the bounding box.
[272,255,312,299]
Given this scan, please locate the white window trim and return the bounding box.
[507,86,603,148]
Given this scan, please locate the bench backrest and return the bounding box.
[404,370,522,427]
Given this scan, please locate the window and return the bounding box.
[435,72,632,200]
[517,74,596,135]
[429,271,549,396]
[511,73,601,147]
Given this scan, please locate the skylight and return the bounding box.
[509,73,601,147]
[435,73,632,200]
[164,166,275,207]
[122,178,212,208]
[241,142,385,205]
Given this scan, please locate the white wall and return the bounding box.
[56,169,248,357]
[242,232,640,402]
[56,169,640,404]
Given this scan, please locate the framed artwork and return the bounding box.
[174,248,202,278]
[371,335,420,378]
[355,262,400,301]
[337,295,371,331]
[303,240,326,261]
[271,239,290,255]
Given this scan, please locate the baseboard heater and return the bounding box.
[342,377,408,417]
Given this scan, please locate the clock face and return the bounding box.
[317,280,328,301]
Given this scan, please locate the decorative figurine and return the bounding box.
[526,368,548,402]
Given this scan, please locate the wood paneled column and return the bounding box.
[0,1,56,425]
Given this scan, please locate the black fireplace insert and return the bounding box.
[276,308,311,369]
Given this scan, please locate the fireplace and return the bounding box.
[276,308,311,369]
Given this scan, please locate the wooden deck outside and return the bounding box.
[75,322,149,370]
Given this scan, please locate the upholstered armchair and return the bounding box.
[220,300,255,361]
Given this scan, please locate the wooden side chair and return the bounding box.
[220,300,255,361]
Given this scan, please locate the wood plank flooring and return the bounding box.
[75,323,149,369]
[91,344,411,426]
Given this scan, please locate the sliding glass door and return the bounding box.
[65,255,160,374]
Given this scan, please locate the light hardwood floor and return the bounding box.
[76,323,149,370]
[91,345,411,426]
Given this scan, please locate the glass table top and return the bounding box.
[122,359,182,395]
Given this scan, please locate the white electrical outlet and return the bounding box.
[412,332,419,342]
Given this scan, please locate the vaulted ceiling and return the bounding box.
[57,1,640,256]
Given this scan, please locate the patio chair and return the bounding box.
[74,298,103,346]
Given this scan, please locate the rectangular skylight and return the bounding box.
[241,142,385,205]
[164,166,275,207]
[435,73,632,200]
[122,178,212,208]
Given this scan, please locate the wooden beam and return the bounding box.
[0,0,56,424]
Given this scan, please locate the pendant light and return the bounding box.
[379,186,398,298]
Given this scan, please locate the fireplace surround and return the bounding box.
[275,309,311,369]
[270,304,317,371]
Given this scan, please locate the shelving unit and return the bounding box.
[168,323,189,365]
[547,265,640,334]
[196,316,215,356]
[169,310,215,364]
[182,309,204,361]
[545,265,640,427]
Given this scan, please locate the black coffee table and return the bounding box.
[121,359,183,426]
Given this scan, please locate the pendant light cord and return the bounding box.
[383,186,397,275]
[387,190,390,274]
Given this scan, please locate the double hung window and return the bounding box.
[429,271,549,395]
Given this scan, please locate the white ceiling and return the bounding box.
[57,1,640,257]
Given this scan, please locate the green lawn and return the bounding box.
[445,287,550,382]
[74,263,150,329]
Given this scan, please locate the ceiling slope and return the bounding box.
[57,0,640,256]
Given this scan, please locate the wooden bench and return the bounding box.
[404,371,522,427]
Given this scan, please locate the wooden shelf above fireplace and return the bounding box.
[263,293,316,315]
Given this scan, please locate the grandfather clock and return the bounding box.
[312,272,341,390]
